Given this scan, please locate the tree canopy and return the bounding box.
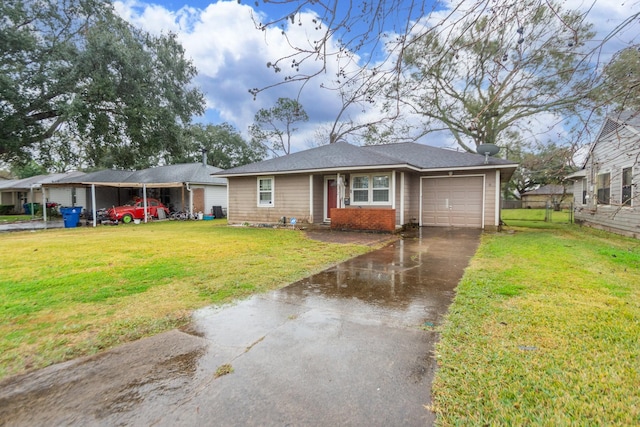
[594,45,640,112]
[397,0,595,153]
[248,98,308,156]
[0,0,204,170]
[178,123,266,169]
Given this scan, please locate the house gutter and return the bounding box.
[186,182,193,217]
[213,163,518,178]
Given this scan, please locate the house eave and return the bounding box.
[215,162,517,178]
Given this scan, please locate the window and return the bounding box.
[582,178,587,205]
[622,167,633,206]
[352,176,369,202]
[351,174,390,205]
[596,173,610,205]
[372,175,389,202]
[258,177,274,207]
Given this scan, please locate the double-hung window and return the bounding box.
[351,173,390,205]
[596,173,610,205]
[352,176,369,203]
[258,177,274,207]
[622,167,633,206]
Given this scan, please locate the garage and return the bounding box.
[421,176,484,228]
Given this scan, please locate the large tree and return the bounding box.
[248,98,308,156]
[177,123,266,169]
[0,0,204,169]
[593,45,640,112]
[251,1,636,149]
[506,143,576,199]
[397,0,595,153]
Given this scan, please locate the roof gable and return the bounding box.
[581,111,640,169]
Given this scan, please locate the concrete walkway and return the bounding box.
[0,228,481,426]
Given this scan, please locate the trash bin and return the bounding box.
[60,206,83,228]
[23,203,41,215]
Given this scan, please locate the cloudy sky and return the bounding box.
[113,0,639,153]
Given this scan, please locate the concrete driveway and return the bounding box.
[0,227,481,426]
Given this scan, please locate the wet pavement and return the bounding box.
[0,227,481,426]
[0,219,64,232]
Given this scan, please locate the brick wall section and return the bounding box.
[330,208,396,232]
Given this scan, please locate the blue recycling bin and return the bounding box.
[60,206,83,228]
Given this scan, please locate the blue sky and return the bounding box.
[113,0,639,153]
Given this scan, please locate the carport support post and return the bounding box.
[143,184,148,223]
[43,186,47,228]
[91,184,97,227]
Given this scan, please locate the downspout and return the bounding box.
[186,182,193,217]
[495,170,501,227]
[400,172,405,226]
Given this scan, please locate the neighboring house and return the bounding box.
[520,184,573,209]
[567,112,640,238]
[46,162,228,219]
[0,172,85,214]
[214,141,518,231]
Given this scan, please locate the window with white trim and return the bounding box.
[351,173,390,205]
[257,177,274,207]
[622,167,633,206]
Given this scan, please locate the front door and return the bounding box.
[326,178,337,221]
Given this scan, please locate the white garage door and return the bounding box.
[421,176,484,228]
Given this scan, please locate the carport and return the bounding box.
[42,180,188,227]
[41,163,227,227]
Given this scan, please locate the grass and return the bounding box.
[432,220,640,425]
[0,215,34,223]
[501,208,573,225]
[0,220,378,379]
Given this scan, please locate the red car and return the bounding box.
[106,198,170,223]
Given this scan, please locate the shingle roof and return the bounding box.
[0,171,85,190]
[363,142,514,169]
[56,163,225,186]
[215,141,517,176]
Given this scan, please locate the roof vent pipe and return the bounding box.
[201,148,208,166]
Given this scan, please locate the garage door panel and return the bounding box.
[421,176,483,228]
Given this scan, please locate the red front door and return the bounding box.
[327,179,337,219]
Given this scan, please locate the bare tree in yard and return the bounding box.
[248,98,309,156]
[396,1,596,153]
[249,0,629,151]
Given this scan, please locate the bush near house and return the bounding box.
[0,205,15,215]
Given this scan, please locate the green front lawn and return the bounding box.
[432,222,640,425]
[0,215,34,223]
[0,220,376,379]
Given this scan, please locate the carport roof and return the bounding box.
[50,163,226,188]
[0,171,85,191]
[214,141,517,177]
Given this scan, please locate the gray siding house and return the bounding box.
[215,142,518,231]
[569,112,640,238]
